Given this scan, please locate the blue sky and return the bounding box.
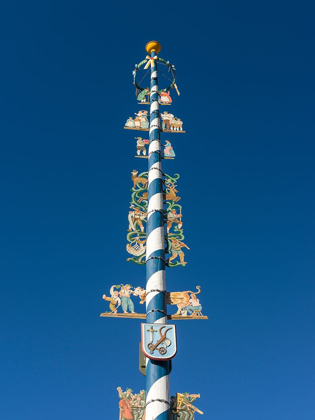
[1,0,314,419]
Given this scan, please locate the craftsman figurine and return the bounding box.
[135,137,149,156]
[102,285,121,314]
[125,117,135,128]
[169,238,190,265]
[180,294,203,317]
[128,207,147,233]
[119,284,136,314]
[161,111,174,130]
[176,393,203,419]
[117,387,134,420]
[137,88,149,103]
[163,140,176,158]
[131,391,145,420]
[180,393,200,420]
[167,209,182,233]
[160,91,172,104]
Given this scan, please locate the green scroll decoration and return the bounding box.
[126,171,148,265]
[126,172,189,267]
[164,174,189,267]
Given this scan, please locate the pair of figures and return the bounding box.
[137,88,172,104]
[135,137,175,158]
[102,284,137,314]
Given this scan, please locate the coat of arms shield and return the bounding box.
[141,323,177,361]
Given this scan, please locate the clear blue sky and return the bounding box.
[1,0,314,419]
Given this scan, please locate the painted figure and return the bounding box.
[119,284,135,314]
[125,117,135,128]
[176,393,203,419]
[169,238,190,265]
[160,91,172,104]
[128,208,146,232]
[137,88,149,103]
[134,111,149,129]
[135,137,149,156]
[118,387,134,420]
[179,393,200,420]
[170,118,183,131]
[161,111,174,130]
[181,294,202,316]
[163,140,176,158]
[102,285,121,313]
[178,400,192,419]
[167,209,182,233]
[131,392,145,420]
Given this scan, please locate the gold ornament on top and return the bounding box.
[145,40,161,55]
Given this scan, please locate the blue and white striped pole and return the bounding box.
[145,42,170,420]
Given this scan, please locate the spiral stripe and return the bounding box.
[146,226,164,255]
[146,249,164,274]
[147,225,164,247]
[147,195,164,221]
[145,50,170,420]
[148,178,162,197]
[149,143,161,156]
[146,364,169,415]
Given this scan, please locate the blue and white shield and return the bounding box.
[141,323,177,361]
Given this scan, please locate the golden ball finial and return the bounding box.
[145,41,161,55]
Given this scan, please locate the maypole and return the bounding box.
[101,41,207,420]
[145,41,170,420]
